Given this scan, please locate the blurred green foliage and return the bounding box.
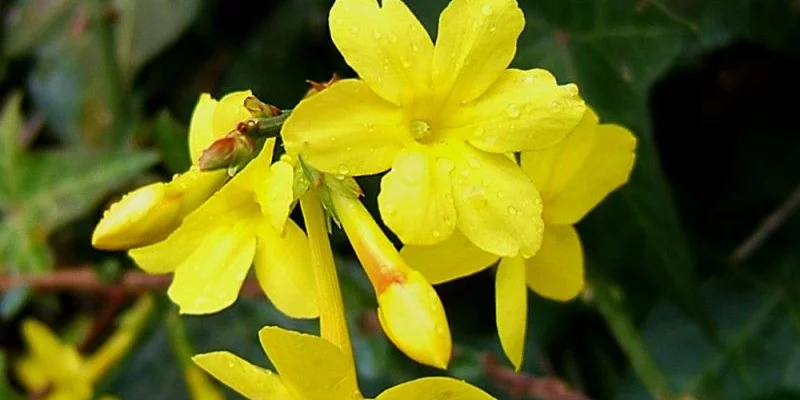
[0,0,798,399]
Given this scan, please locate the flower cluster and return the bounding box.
[89,0,636,397]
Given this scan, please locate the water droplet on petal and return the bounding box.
[437,158,455,172]
[507,104,521,118]
[338,165,350,175]
[389,33,398,43]
[432,230,441,238]
[401,58,411,69]
[549,101,559,109]
[496,191,505,199]
[467,157,481,168]
[411,42,420,52]
[524,75,536,84]
[481,4,493,16]
[350,25,360,33]
[373,30,382,39]
[474,127,485,137]
[507,206,519,215]
[488,25,497,33]
[345,146,352,152]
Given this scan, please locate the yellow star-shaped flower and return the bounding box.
[129,139,318,317]
[92,91,254,250]
[194,326,495,400]
[282,0,586,257]
[402,110,637,369]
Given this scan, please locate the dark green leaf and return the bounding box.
[153,111,191,173]
[114,0,201,80]
[3,0,79,57]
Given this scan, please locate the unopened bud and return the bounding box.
[377,269,452,369]
[92,182,182,249]
[198,133,255,171]
[243,96,281,118]
[330,190,452,369]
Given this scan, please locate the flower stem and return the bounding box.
[591,279,674,400]
[86,295,153,382]
[299,189,356,375]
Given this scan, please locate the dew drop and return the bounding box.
[520,248,533,258]
[488,25,497,33]
[401,58,411,69]
[481,4,493,16]
[373,30,382,39]
[383,204,396,215]
[337,164,350,175]
[437,158,455,172]
[345,146,352,152]
[365,122,375,132]
[548,101,559,109]
[389,33,399,43]
[432,230,441,238]
[350,25,360,33]
[474,127,485,137]
[524,75,536,84]
[467,157,481,168]
[409,120,431,140]
[507,206,519,215]
[506,104,521,118]
[496,191,505,199]
[411,42,420,52]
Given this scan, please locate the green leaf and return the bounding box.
[114,0,201,80]
[0,150,158,273]
[616,281,800,399]
[3,0,79,57]
[153,111,191,173]
[0,93,24,204]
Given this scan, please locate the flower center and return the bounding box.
[409,120,432,140]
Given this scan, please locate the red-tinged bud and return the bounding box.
[197,133,255,171]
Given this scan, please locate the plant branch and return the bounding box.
[731,184,800,265]
[0,266,264,296]
[88,0,128,144]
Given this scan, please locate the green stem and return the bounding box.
[299,189,357,379]
[88,0,127,144]
[591,279,674,400]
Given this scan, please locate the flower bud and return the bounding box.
[303,74,341,98]
[92,168,226,250]
[92,182,182,250]
[377,269,452,369]
[197,133,255,172]
[243,96,281,118]
[330,190,452,369]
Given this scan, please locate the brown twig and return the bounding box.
[0,266,264,296]
[731,184,800,264]
[481,353,593,400]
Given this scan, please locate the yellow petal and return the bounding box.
[329,0,434,106]
[193,351,293,400]
[172,168,229,217]
[188,93,220,164]
[14,356,47,392]
[444,69,586,153]
[525,224,584,301]
[211,90,253,138]
[20,320,85,388]
[521,113,637,224]
[495,256,527,370]
[432,0,523,106]
[400,231,498,284]
[377,270,452,369]
[129,141,273,274]
[282,79,410,176]
[378,142,456,246]
[446,142,544,257]
[376,377,495,400]
[254,219,318,319]
[257,160,294,233]
[258,326,361,400]
[167,217,257,314]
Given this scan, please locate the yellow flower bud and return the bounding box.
[377,269,452,370]
[330,189,452,369]
[92,168,226,250]
[91,182,182,250]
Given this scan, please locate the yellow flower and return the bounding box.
[15,319,93,400]
[402,110,637,369]
[14,298,154,400]
[330,189,451,369]
[282,0,586,257]
[92,91,254,250]
[193,326,495,400]
[129,138,319,317]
